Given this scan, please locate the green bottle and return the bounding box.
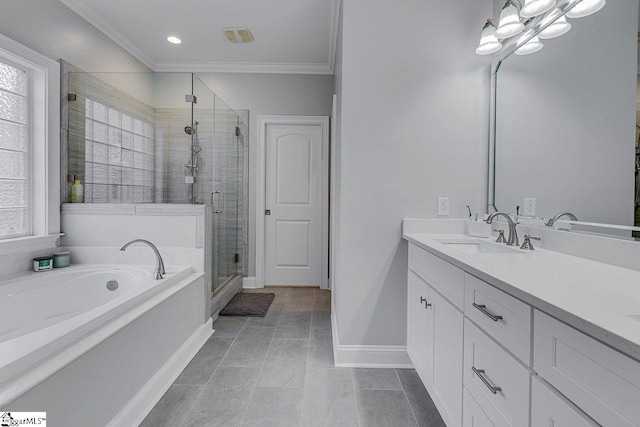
[70,179,84,203]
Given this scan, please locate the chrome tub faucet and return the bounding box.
[120,239,166,280]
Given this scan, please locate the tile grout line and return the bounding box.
[395,369,420,427]
[238,318,277,426]
[349,368,363,427]
[299,292,315,427]
[177,317,246,427]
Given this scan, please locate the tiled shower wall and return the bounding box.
[62,64,249,278]
[84,99,155,203]
[66,69,157,203]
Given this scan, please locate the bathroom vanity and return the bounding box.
[402,219,640,427]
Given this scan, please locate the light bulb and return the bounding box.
[520,0,557,18]
[566,0,605,18]
[476,20,503,55]
[515,35,544,55]
[538,15,571,39]
[495,0,525,39]
[167,36,182,44]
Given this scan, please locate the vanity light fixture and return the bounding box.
[538,14,571,39]
[167,36,182,44]
[495,0,525,39]
[475,20,503,55]
[515,35,544,55]
[566,0,606,18]
[520,0,557,19]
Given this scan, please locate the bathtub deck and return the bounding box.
[140,288,444,427]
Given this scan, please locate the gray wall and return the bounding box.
[196,73,335,277]
[0,0,150,73]
[494,0,638,225]
[0,0,151,280]
[334,0,492,346]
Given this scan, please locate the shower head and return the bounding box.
[184,121,199,136]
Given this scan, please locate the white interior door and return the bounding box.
[265,123,323,286]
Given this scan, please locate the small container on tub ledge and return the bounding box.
[53,251,71,268]
[33,256,54,272]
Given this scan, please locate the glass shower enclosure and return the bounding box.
[64,67,246,296]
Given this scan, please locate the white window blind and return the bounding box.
[0,60,29,238]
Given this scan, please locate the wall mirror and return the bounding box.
[488,0,640,236]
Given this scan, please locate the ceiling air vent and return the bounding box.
[224,28,254,44]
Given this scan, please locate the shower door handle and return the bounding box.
[212,191,225,214]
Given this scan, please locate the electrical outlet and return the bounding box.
[524,198,536,216]
[437,197,449,216]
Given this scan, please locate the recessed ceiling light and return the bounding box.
[167,36,182,44]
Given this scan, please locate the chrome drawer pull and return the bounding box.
[420,297,432,309]
[472,367,502,394]
[472,303,503,321]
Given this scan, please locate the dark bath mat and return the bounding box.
[219,293,275,317]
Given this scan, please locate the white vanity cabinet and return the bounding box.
[533,310,640,427]
[406,240,640,427]
[408,257,464,427]
[530,376,597,427]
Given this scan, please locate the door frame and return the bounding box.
[256,115,330,289]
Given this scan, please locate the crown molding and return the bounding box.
[60,0,339,75]
[154,61,333,74]
[60,0,157,70]
[328,0,342,74]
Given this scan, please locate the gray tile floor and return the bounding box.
[141,288,445,427]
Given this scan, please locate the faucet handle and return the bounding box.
[494,229,507,244]
[520,234,541,250]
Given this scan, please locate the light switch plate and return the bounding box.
[438,197,449,216]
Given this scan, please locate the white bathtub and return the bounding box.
[0,264,212,426]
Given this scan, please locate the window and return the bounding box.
[0,34,60,255]
[0,60,29,238]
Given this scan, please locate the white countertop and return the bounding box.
[402,231,640,362]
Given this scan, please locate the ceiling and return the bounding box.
[59,0,341,74]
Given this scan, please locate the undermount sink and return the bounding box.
[434,238,526,254]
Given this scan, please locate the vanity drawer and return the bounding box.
[531,376,597,427]
[463,319,530,427]
[533,310,640,427]
[462,387,494,427]
[408,243,464,310]
[465,274,532,365]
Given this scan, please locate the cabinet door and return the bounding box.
[407,271,431,379]
[531,377,598,427]
[427,287,464,427]
[463,388,496,427]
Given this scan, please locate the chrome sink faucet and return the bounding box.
[485,212,519,246]
[545,212,577,227]
[120,239,166,280]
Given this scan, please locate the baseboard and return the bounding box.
[330,300,413,369]
[242,276,257,289]
[107,318,214,427]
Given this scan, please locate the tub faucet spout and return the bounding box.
[120,239,166,280]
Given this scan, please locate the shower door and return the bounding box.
[210,91,242,294]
